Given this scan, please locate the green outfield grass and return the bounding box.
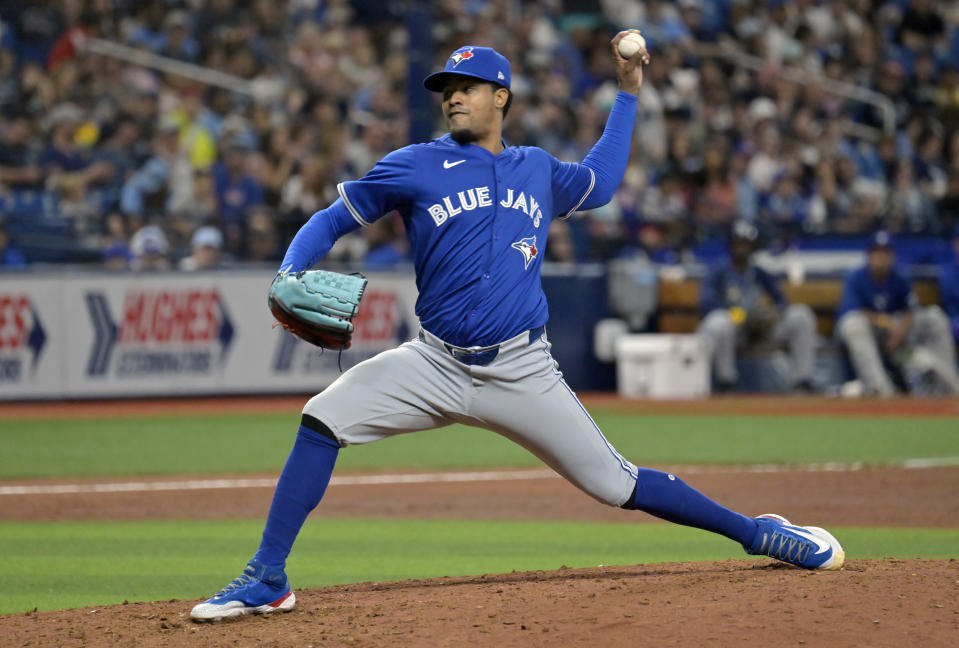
[0,519,956,615]
[1,412,958,479]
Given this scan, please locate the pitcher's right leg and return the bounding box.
[192,341,459,621]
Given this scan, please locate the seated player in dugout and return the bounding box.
[836,231,959,396]
[698,220,817,393]
[191,34,845,622]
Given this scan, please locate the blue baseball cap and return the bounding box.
[423,46,511,92]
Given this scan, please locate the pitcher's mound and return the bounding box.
[4,559,957,648]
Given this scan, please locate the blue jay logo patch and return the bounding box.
[511,236,538,270]
[450,47,474,67]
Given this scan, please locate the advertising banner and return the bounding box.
[0,270,419,399]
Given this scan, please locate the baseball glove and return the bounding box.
[268,270,368,350]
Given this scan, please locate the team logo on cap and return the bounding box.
[450,47,474,67]
[511,236,538,270]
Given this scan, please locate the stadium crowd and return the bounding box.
[0,0,958,272]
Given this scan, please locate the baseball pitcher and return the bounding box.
[191,33,844,622]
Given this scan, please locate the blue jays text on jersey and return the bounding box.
[427,186,545,228]
[280,91,638,347]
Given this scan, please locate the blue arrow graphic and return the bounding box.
[85,293,117,376]
[216,294,234,363]
[27,306,46,371]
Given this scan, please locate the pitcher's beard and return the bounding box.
[450,128,480,144]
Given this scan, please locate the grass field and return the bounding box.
[1,406,957,614]
[1,520,957,614]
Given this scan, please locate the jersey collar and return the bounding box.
[437,133,510,157]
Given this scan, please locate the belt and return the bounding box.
[420,325,546,367]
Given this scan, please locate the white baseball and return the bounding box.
[618,32,646,59]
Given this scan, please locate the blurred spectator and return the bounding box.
[761,169,810,238]
[0,111,42,189]
[896,0,945,51]
[344,122,391,178]
[5,0,65,65]
[169,85,217,171]
[159,11,200,63]
[940,130,959,230]
[640,171,688,224]
[214,138,264,255]
[934,65,959,135]
[0,220,27,268]
[835,231,959,397]
[129,224,170,271]
[127,1,168,55]
[636,222,680,264]
[88,117,141,207]
[120,119,182,227]
[39,103,87,175]
[545,219,576,265]
[244,207,282,263]
[693,138,739,227]
[49,115,140,243]
[886,159,938,234]
[279,153,336,234]
[169,168,218,245]
[698,220,817,393]
[362,212,409,270]
[939,225,959,345]
[179,225,225,271]
[102,241,132,271]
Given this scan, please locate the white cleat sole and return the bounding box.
[805,526,845,570]
[191,591,296,622]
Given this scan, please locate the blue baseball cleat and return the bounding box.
[744,513,845,570]
[190,559,295,621]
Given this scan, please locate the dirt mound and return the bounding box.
[3,559,956,648]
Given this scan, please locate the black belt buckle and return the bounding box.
[444,343,499,366]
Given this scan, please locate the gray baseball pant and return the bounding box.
[302,327,639,507]
[698,304,816,385]
[837,306,959,396]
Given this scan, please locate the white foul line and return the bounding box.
[1,458,958,497]
[0,469,558,496]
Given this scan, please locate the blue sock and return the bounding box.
[253,417,339,570]
[623,467,757,545]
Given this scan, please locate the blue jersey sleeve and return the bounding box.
[549,158,596,219]
[940,264,959,319]
[336,146,416,227]
[550,91,637,218]
[837,269,867,317]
